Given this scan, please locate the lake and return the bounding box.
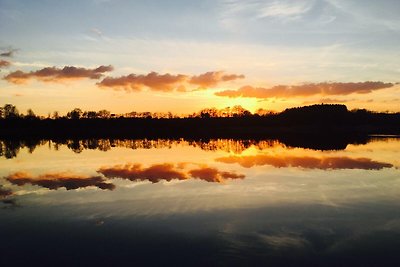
[1,137,400,266]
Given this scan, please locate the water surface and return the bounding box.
[1,138,400,266]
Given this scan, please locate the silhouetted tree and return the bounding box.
[97,110,111,119]
[25,109,36,119]
[52,111,60,119]
[231,105,251,117]
[67,108,83,120]
[3,104,19,119]
[83,111,97,119]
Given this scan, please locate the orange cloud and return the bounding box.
[4,65,113,84]
[97,71,244,92]
[216,155,393,170]
[215,82,394,99]
[189,71,245,88]
[97,72,188,92]
[5,171,115,190]
[98,163,188,183]
[0,60,11,68]
[189,167,245,183]
[98,163,245,183]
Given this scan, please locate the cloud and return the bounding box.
[97,71,244,92]
[5,171,115,190]
[189,71,245,88]
[98,163,245,183]
[0,60,11,68]
[216,155,393,170]
[0,48,18,57]
[97,72,188,92]
[215,82,394,99]
[90,28,103,37]
[257,1,313,20]
[4,65,113,84]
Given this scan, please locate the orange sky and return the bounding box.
[1,0,400,115]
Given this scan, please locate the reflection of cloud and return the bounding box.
[99,163,188,183]
[5,172,115,190]
[98,163,245,183]
[260,234,309,249]
[0,60,11,68]
[4,65,113,84]
[189,167,245,183]
[98,71,244,92]
[216,155,393,170]
[215,82,394,99]
[0,186,13,198]
[189,71,244,89]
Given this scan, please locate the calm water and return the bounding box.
[1,138,400,266]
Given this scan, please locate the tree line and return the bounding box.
[0,104,275,120]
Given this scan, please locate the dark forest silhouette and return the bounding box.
[1,104,400,142]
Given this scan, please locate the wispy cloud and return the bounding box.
[0,48,18,57]
[220,0,315,28]
[4,65,113,84]
[215,82,394,99]
[5,171,115,190]
[256,0,314,20]
[97,71,244,92]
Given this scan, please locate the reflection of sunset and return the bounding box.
[216,155,393,170]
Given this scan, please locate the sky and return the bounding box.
[1,0,400,115]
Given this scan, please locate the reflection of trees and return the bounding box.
[0,138,284,158]
[187,139,279,154]
[0,139,48,159]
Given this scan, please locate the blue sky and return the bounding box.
[1,0,400,114]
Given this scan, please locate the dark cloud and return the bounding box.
[97,71,245,92]
[0,60,11,68]
[97,72,188,92]
[0,48,18,57]
[189,71,245,88]
[216,155,393,170]
[5,171,115,190]
[4,65,113,84]
[98,163,245,183]
[215,82,394,99]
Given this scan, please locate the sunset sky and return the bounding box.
[1,0,400,115]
